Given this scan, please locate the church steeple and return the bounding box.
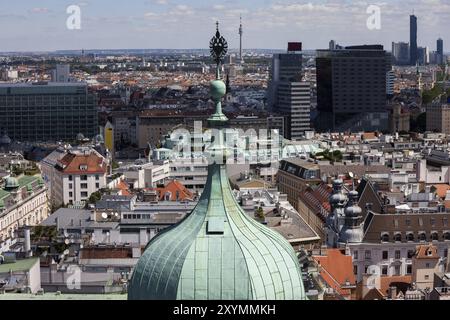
[128,22,307,301]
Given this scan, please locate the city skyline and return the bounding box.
[0,0,448,52]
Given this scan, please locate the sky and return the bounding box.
[0,0,448,52]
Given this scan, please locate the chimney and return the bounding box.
[24,227,32,257]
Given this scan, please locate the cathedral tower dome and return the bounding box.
[128,23,306,301]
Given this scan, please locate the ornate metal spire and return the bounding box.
[209,21,228,79]
[207,21,228,129]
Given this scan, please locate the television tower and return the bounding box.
[239,16,244,65]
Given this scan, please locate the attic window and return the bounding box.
[207,217,225,234]
[79,164,88,171]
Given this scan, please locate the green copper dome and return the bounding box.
[4,177,19,190]
[128,22,306,301]
[128,164,306,300]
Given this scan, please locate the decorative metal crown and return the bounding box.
[209,21,228,65]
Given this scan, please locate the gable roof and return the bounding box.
[56,151,107,175]
[313,249,356,297]
[153,180,194,201]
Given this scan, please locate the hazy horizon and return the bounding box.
[0,0,448,52]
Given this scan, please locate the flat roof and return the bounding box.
[0,293,127,300]
[0,258,39,273]
[0,82,87,88]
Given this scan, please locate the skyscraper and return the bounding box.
[410,15,418,66]
[268,47,311,140]
[437,38,444,65]
[392,42,410,65]
[315,45,392,132]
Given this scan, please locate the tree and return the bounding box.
[255,207,265,221]
[88,191,102,204]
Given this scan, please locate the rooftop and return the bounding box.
[0,258,39,273]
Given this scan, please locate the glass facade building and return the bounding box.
[0,82,97,142]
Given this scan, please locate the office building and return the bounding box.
[51,64,71,83]
[315,45,392,132]
[269,46,311,140]
[437,38,444,65]
[427,102,450,135]
[410,15,418,65]
[417,46,429,65]
[0,83,97,143]
[392,42,410,65]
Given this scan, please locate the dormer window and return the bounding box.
[79,164,88,171]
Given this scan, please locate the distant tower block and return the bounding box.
[239,16,244,65]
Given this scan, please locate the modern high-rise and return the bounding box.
[276,81,311,139]
[0,82,97,142]
[268,48,311,140]
[437,38,444,65]
[410,15,418,65]
[315,45,392,132]
[417,46,429,65]
[51,64,71,83]
[392,42,410,65]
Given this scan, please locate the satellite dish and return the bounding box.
[114,212,119,217]
[101,212,108,219]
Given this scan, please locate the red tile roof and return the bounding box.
[415,244,439,259]
[57,152,107,175]
[117,180,131,196]
[298,183,332,222]
[151,180,194,201]
[313,249,356,297]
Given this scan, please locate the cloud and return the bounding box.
[30,7,49,14]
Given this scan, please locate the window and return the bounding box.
[96,183,100,189]
[419,233,427,242]
[406,265,412,274]
[445,232,450,241]
[431,232,439,241]
[69,183,73,189]
[407,233,414,242]
[69,175,73,181]
[353,265,358,275]
[69,192,73,198]
[395,250,401,260]
[353,251,359,260]
[365,250,371,260]
[81,192,88,198]
[382,266,388,275]
[81,175,88,181]
[394,233,402,242]
[394,265,401,276]
[381,234,389,243]
[80,183,88,189]
[382,251,388,260]
[425,275,429,280]
[96,175,99,180]
[407,250,415,259]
